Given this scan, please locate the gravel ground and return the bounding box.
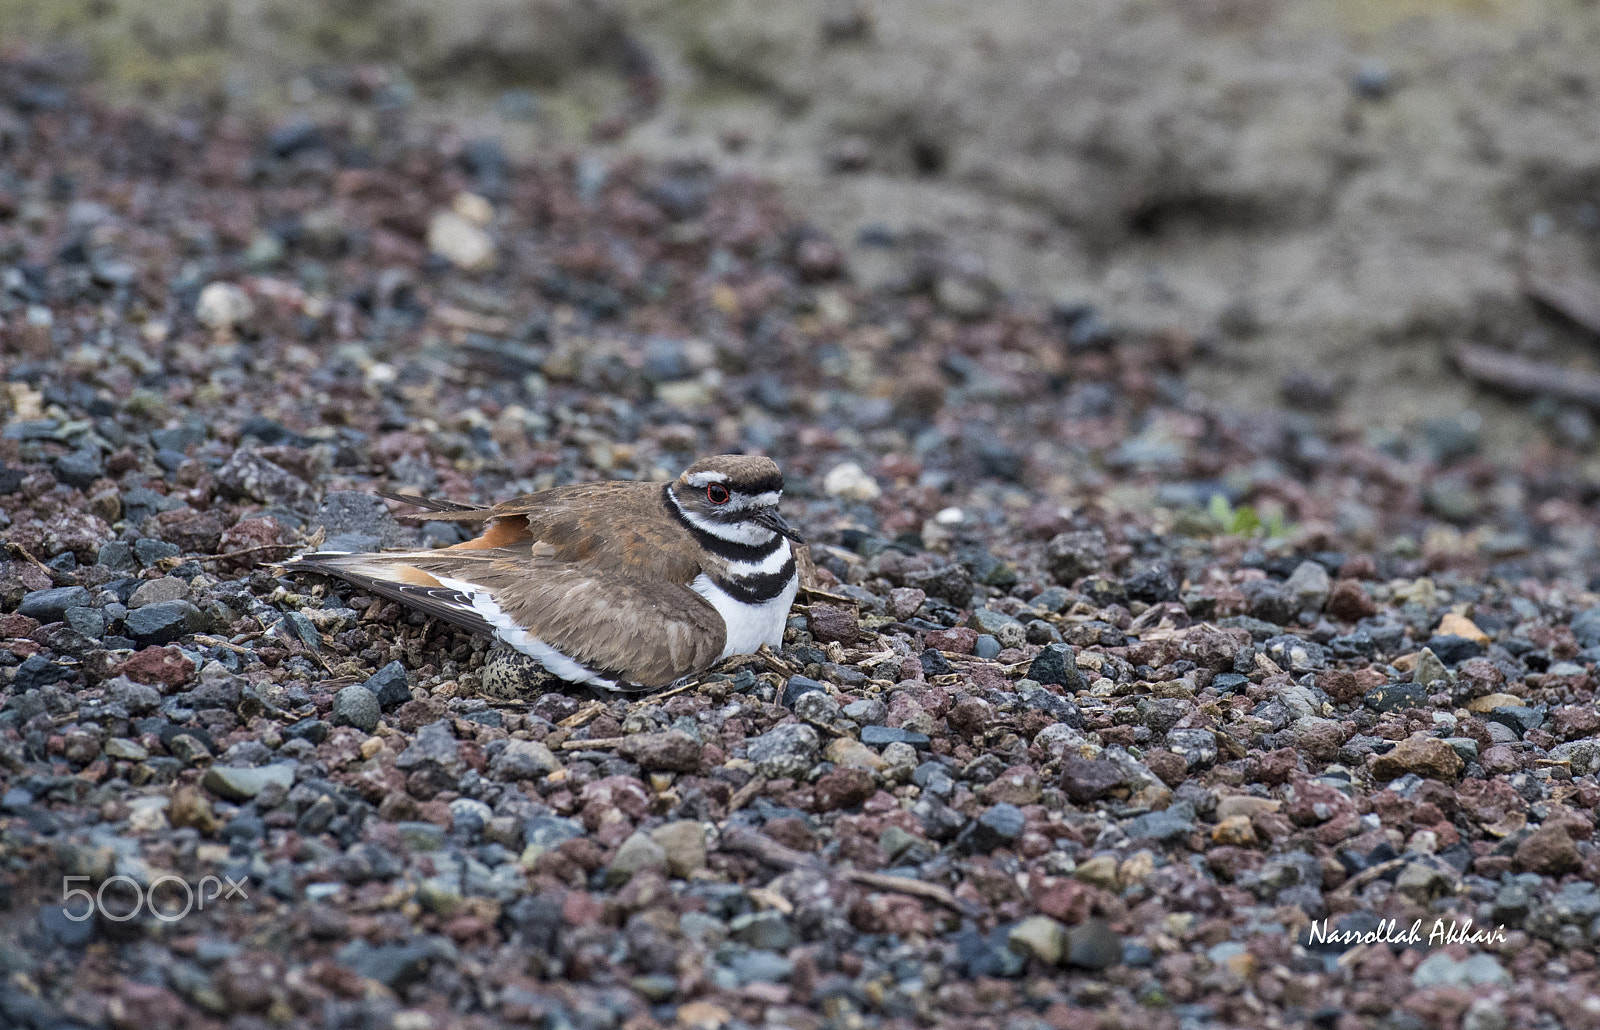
[2,58,1600,1030]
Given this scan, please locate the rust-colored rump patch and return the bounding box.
[447,517,532,550]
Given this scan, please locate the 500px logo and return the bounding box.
[61,875,248,922]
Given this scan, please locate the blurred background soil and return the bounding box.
[5,0,1600,463]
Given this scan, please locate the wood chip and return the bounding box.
[747,886,794,915]
[1254,652,1284,677]
[725,776,768,816]
[1482,811,1527,838]
[5,541,53,574]
[718,826,827,869]
[798,586,858,606]
[433,304,514,335]
[810,543,863,566]
[1215,729,1250,761]
[559,736,628,751]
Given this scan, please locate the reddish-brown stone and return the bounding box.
[1326,579,1378,620]
[925,626,978,654]
[0,612,41,638]
[216,516,291,567]
[145,506,231,553]
[813,767,876,811]
[1142,749,1188,787]
[1247,747,1299,786]
[1059,757,1125,803]
[764,816,820,852]
[1552,705,1600,741]
[807,603,860,645]
[1296,721,1348,762]
[1480,744,1522,775]
[1338,554,1378,580]
[1318,667,1385,704]
[1515,825,1580,875]
[1035,878,1098,923]
[111,646,195,689]
[1179,626,1251,670]
[982,765,1042,805]
[948,696,994,737]
[1286,778,1355,826]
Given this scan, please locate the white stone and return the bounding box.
[1033,722,1097,760]
[127,798,170,833]
[655,379,714,409]
[428,211,496,272]
[195,282,254,330]
[823,462,881,501]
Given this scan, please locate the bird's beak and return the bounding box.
[755,508,804,543]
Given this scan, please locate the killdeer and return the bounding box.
[282,455,803,693]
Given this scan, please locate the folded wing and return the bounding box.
[284,546,726,689]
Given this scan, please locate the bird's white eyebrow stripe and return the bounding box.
[720,490,781,511]
[685,471,729,487]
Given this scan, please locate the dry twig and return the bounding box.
[557,701,610,729]
[194,543,297,567]
[1329,857,1408,900]
[717,826,977,915]
[1453,344,1600,409]
[560,736,628,751]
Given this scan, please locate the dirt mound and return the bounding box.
[8,0,1600,456]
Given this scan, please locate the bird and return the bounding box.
[280,455,803,693]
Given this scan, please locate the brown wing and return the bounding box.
[381,482,650,522]
[381,482,694,567]
[283,543,726,688]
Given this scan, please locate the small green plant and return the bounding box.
[1207,494,1290,539]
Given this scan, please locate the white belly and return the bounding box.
[692,572,799,659]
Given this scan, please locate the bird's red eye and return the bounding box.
[706,484,730,505]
